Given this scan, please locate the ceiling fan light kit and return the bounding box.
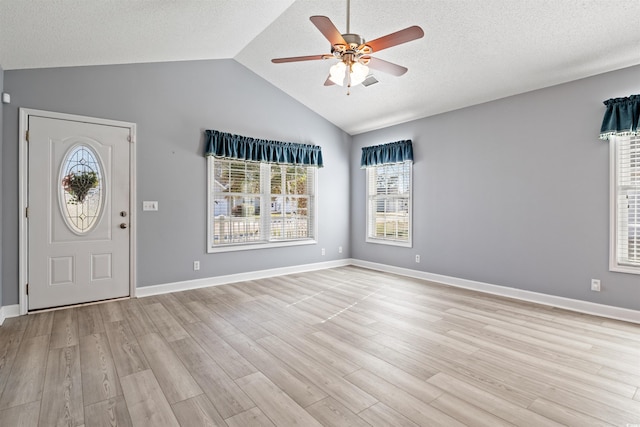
[329,56,369,86]
[271,0,424,95]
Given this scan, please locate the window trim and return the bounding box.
[365,161,413,248]
[609,135,640,274]
[207,157,317,253]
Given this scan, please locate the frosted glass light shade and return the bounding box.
[329,61,347,86]
[350,62,369,86]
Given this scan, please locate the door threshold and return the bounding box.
[27,296,131,314]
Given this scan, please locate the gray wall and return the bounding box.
[0,65,3,309]
[2,59,351,305]
[351,64,640,311]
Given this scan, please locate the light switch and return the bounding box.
[143,201,158,211]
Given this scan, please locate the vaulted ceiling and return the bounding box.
[2,0,639,135]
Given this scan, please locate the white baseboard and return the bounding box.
[351,259,640,325]
[136,259,351,298]
[0,304,21,325]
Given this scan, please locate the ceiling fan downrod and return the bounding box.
[346,0,351,33]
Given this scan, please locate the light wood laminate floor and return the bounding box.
[0,266,639,426]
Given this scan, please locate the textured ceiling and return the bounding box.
[2,0,640,135]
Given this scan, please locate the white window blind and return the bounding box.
[366,161,412,246]
[269,164,315,241]
[612,134,640,271]
[208,158,316,251]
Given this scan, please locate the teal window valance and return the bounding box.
[204,129,323,167]
[599,95,640,140]
[361,140,413,168]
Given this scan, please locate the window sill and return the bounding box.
[208,238,316,253]
[609,263,640,275]
[366,237,412,248]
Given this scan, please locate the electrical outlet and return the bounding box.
[193,261,200,271]
[338,246,343,253]
[415,254,421,263]
[321,248,326,256]
[591,279,601,292]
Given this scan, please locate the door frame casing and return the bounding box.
[18,108,137,315]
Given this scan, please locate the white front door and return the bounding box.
[28,115,132,310]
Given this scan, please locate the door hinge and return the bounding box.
[26,284,29,295]
[25,207,29,218]
[26,130,29,142]
[127,135,132,143]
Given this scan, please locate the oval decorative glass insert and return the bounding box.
[59,144,104,234]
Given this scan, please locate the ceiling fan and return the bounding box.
[271,0,424,94]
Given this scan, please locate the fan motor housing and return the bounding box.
[342,33,365,49]
[332,33,368,55]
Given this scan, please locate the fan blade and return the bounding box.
[272,55,331,63]
[310,16,348,47]
[362,26,424,53]
[364,57,408,76]
[324,76,336,86]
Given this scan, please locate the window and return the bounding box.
[208,157,316,252]
[60,145,104,234]
[366,161,412,246]
[610,134,640,273]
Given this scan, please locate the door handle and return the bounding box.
[120,223,128,229]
